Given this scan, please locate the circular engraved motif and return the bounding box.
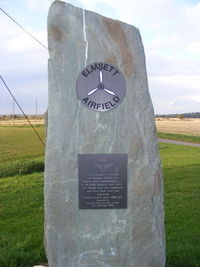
[76,62,126,112]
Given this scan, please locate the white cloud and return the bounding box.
[5,31,47,52]
[1,0,200,114]
[186,41,200,55]
[189,95,200,103]
[149,74,200,114]
[0,24,48,76]
[0,14,48,114]
[23,0,53,13]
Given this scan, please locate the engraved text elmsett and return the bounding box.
[82,62,119,77]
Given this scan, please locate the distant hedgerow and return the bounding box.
[157,132,200,144]
[0,158,44,178]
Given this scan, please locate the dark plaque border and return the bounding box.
[78,154,128,209]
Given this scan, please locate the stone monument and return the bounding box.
[45,1,165,266]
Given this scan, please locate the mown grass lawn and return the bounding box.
[0,173,46,267]
[0,126,45,178]
[0,127,200,266]
[0,126,45,162]
[160,143,200,266]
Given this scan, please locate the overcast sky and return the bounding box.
[0,0,200,115]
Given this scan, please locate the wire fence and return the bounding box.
[0,7,48,147]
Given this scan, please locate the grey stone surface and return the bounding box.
[45,1,166,266]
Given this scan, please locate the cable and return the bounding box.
[0,75,45,147]
[0,7,48,50]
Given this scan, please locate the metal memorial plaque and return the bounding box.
[78,154,128,209]
[76,62,126,112]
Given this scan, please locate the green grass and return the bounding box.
[0,126,45,161]
[0,126,200,266]
[160,143,200,266]
[0,157,44,178]
[158,131,200,144]
[0,126,45,177]
[0,173,46,267]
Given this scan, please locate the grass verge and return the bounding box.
[158,132,200,144]
[0,158,44,178]
[160,143,200,266]
[0,173,47,267]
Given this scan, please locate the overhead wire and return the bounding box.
[0,75,45,147]
[0,7,48,50]
[0,7,47,147]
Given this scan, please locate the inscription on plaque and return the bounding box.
[78,154,128,209]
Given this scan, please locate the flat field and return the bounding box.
[156,118,200,135]
[0,119,45,126]
[0,126,45,161]
[0,126,200,266]
[2,117,200,135]
[0,126,45,177]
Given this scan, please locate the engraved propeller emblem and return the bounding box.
[87,70,116,96]
[76,62,126,112]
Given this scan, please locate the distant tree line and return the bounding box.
[0,114,44,120]
[155,112,200,118]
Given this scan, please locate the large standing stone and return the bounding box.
[45,1,166,266]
